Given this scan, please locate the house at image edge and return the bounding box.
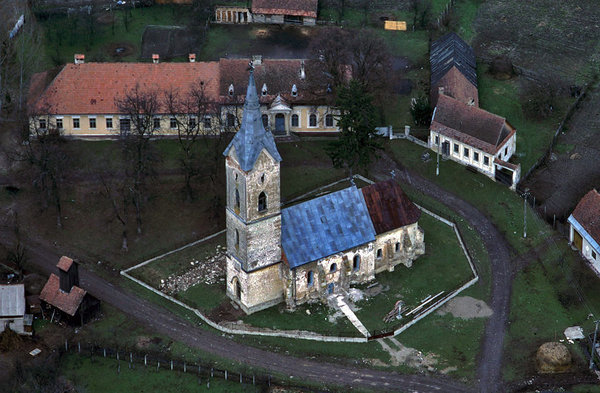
[223,69,425,314]
[428,33,521,190]
[568,189,600,274]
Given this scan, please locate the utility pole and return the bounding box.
[436,136,440,176]
[590,319,599,370]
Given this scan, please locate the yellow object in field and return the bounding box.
[384,20,407,31]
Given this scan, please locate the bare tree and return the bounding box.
[309,27,351,90]
[164,80,213,201]
[7,112,69,229]
[99,171,130,251]
[348,29,392,96]
[114,84,161,235]
[409,0,433,30]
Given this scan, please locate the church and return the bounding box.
[223,69,425,314]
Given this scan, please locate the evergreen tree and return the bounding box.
[326,80,382,176]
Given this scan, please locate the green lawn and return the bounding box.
[354,213,475,333]
[60,355,259,393]
[387,139,550,254]
[39,5,190,67]
[477,64,569,174]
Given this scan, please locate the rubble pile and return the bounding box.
[159,245,226,295]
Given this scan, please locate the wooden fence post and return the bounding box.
[225,370,228,380]
[144,354,147,366]
[78,342,80,353]
[170,360,173,370]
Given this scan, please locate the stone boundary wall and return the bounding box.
[122,174,481,342]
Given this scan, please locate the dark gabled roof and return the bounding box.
[430,32,477,88]
[361,180,421,235]
[432,95,513,154]
[571,189,600,243]
[223,69,282,171]
[281,186,376,269]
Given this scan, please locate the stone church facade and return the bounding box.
[224,70,425,314]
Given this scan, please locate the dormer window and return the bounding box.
[261,83,268,96]
[291,84,298,97]
[228,84,234,96]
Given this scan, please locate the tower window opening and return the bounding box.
[258,192,267,212]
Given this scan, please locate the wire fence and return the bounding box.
[58,339,300,391]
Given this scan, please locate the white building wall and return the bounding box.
[570,224,600,273]
[0,317,25,335]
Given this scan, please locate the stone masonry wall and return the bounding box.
[374,223,425,273]
[226,256,284,313]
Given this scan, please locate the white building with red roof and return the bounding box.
[568,189,600,274]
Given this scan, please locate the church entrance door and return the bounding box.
[235,279,241,300]
[327,283,334,294]
[275,114,285,135]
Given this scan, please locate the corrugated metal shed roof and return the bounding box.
[0,284,25,317]
[430,32,477,88]
[281,186,376,269]
[223,69,282,171]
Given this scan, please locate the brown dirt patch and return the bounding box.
[206,299,244,323]
[106,42,136,59]
[436,296,493,319]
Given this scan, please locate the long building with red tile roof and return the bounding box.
[28,55,340,137]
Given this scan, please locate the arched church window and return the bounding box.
[291,114,299,127]
[307,270,314,287]
[353,255,360,271]
[261,114,268,128]
[235,229,240,251]
[309,113,317,127]
[260,173,265,184]
[227,113,236,128]
[258,192,267,212]
[235,189,240,211]
[325,114,334,127]
[330,263,337,273]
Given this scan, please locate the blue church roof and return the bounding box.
[281,186,376,269]
[223,68,282,172]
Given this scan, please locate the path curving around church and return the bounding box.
[373,152,513,393]
[4,156,513,393]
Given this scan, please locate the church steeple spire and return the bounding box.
[223,67,282,172]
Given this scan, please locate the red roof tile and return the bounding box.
[252,0,318,17]
[572,189,600,243]
[30,62,221,115]
[361,180,421,235]
[56,256,73,272]
[431,66,479,107]
[39,274,86,316]
[432,94,515,154]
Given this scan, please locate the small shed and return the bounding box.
[39,256,99,326]
[0,284,30,335]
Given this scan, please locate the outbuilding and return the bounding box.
[568,189,600,274]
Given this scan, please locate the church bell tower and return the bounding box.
[222,66,284,314]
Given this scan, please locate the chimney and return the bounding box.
[299,60,306,80]
[152,54,160,64]
[57,256,79,293]
[189,53,196,63]
[438,86,445,96]
[74,54,85,64]
[252,55,262,66]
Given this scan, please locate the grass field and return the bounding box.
[60,355,260,393]
[387,139,550,254]
[353,213,475,333]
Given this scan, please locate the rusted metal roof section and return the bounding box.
[39,274,86,316]
[252,0,318,18]
[281,186,376,269]
[0,284,25,317]
[430,32,477,88]
[361,180,421,235]
[56,256,74,272]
